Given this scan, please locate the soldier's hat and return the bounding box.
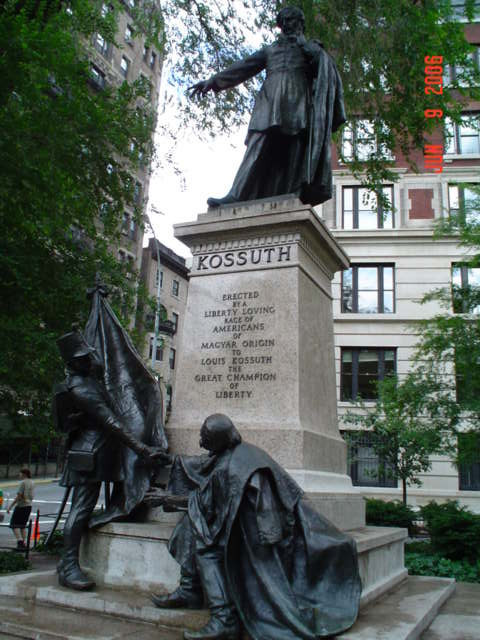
[57,329,97,364]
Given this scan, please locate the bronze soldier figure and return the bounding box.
[190,6,346,209]
[53,330,164,590]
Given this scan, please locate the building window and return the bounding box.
[452,263,480,313]
[121,212,129,234]
[458,433,480,490]
[445,114,480,155]
[342,264,394,313]
[149,338,163,362]
[125,25,133,43]
[346,432,397,488]
[118,250,134,265]
[172,279,179,297]
[101,3,112,17]
[169,348,176,370]
[93,33,110,58]
[341,347,396,401]
[133,181,142,204]
[172,312,179,333]
[129,217,136,240]
[450,1,480,19]
[449,184,480,223]
[166,384,173,412]
[155,269,163,289]
[444,46,479,87]
[120,56,130,78]
[341,120,392,161]
[342,186,394,229]
[150,51,157,69]
[90,65,106,90]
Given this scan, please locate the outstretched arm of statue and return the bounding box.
[189,48,266,98]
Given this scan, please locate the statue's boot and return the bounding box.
[151,570,203,609]
[57,549,95,590]
[183,615,240,640]
[184,550,240,640]
[207,194,237,208]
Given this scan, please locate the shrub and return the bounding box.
[365,498,417,535]
[420,501,480,562]
[405,540,435,555]
[406,551,480,583]
[34,530,63,556]
[0,551,30,574]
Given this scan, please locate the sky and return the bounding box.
[146,118,246,260]
[144,15,271,260]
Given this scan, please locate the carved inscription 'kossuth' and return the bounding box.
[194,290,276,399]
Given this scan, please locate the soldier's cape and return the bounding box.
[84,284,168,526]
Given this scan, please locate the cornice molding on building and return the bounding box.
[441,165,480,175]
[332,167,409,181]
[332,229,446,241]
[332,315,443,324]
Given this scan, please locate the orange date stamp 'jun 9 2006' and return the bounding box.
[424,55,444,174]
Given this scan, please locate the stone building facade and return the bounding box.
[141,239,190,421]
[88,1,163,275]
[321,18,480,511]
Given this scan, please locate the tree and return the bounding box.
[343,372,458,504]
[0,0,159,441]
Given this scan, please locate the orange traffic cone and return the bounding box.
[33,511,40,544]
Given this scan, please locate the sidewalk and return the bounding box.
[420,582,480,640]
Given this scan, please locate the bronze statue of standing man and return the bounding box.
[190,6,346,208]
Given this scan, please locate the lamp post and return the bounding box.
[145,212,163,372]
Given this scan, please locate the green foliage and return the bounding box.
[365,498,418,535]
[344,372,458,503]
[0,0,156,437]
[405,540,435,555]
[406,552,480,583]
[420,501,480,562]
[0,551,30,574]
[34,529,63,556]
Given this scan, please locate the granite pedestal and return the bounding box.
[168,195,365,529]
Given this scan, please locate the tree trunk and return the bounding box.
[402,478,407,505]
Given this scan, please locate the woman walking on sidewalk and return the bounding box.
[7,469,34,549]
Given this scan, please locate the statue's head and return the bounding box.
[276,6,305,36]
[199,413,242,453]
[57,329,102,376]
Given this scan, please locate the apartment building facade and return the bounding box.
[321,18,480,511]
[141,239,189,421]
[88,0,163,273]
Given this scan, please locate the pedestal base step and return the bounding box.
[0,571,454,640]
[79,519,409,609]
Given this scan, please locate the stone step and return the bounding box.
[341,576,455,640]
[0,571,454,640]
[80,518,408,607]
